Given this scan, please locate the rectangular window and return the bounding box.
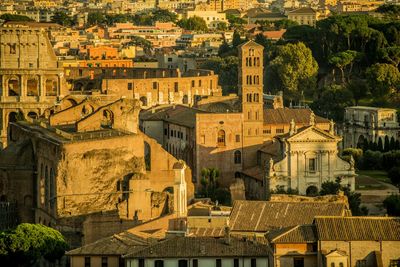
[128,82,133,90]
[276,128,284,134]
[153,82,158,90]
[154,260,164,267]
[201,135,205,144]
[216,259,222,267]
[191,80,195,87]
[193,259,198,267]
[235,134,240,142]
[171,130,173,137]
[164,129,167,136]
[178,259,188,267]
[294,257,304,267]
[84,257,90,267]
[174,82,179,92]
[79,69,83,76]
[9,44,16,54]
[198,80,202,87]
[234,258,239,267]
[251,258,257,267]
[309,158,316,172]
[138,259,145,267]
[101,257,108,267]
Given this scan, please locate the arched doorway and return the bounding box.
[140,96,148,107]
[101,109,113,128]
[306,185,319,196]
[8,112,18,123]
[182,95,188,104]
[356,135,366,149]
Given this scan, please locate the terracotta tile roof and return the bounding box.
[66,231,148,256]
[262,30,286,40]
[189,227,225,237]
[314,216,400,241]
[263,108,329,124]
[124,236,269,258]
[267,224,317,243]
[229,200,347,233]
[289,7,317,14]
[140,105,209,128]
[241,166,264,181]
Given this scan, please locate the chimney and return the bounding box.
[224,226,231,245]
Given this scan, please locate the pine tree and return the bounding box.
[384,135,390,151]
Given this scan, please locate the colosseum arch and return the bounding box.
[27,111,39,119]
[7,76,21,96]
[45,76,58,96]
[26,76,39,96]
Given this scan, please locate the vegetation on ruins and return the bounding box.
[0,223,68,267]
[199,168,231,205]
[319,178,368,216]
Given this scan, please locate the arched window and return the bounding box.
[45,166,49,208]
[234,150,241,164]
[248,111,252,120]
[144,142,151,171]
[331,263,335,267]
[50,168,55,210]
[339,263,344,267]
[217,130,225,146]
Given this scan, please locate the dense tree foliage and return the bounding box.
[383,194,400,216]
[266,42,318,101]
[51,11,76,27]
[177,16,208,32]
[86,9,177,26]
[0,223,68,267]
[0,14,34,22]
[200,56,239,94]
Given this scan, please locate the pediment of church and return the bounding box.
[287,126,339,143]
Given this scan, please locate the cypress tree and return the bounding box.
[377,137,384,152]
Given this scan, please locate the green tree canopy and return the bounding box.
[266,42,318,100]
[0,223,68,266]
[51,11,76,27]
[383,194,400,216]
[87,12,106,26]
[177,16,208,32]
[0,14,33,22]
[200,56,239,94]
[366,63,400,97]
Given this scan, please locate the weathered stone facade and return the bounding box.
[340,106,400,149]
[64,67,221,108]
[0,23,67,148]
[0,97,194,245]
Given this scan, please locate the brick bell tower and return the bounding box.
[238,41,265,168]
